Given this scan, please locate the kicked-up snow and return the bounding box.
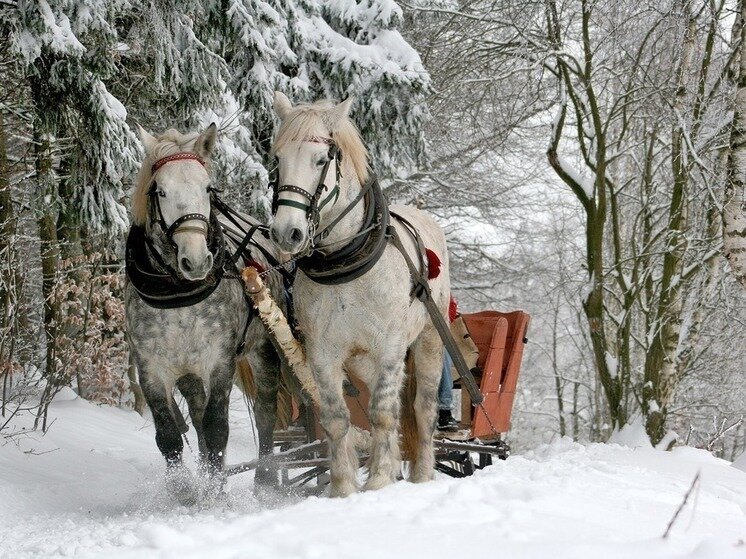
[1,390,744,559]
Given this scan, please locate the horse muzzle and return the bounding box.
[269,222,308,255]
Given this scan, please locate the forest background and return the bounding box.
[1,0,745,458]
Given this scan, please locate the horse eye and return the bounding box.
[316,157,329,167]
[150,181,166,197]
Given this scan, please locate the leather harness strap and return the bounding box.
[272,140,342,226]
[297,176,389,285]
[386,220,484,406]
[151,152,206,174]
[148,152,211,245]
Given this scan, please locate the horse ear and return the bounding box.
[137,124,158,156]
[195,123,218,158]
[328,97,354,126]
[274,91,293,120]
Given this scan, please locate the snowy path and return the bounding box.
[1,391,745,559]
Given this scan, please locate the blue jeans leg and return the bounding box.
[438,350,454,411]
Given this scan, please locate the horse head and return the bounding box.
[269,92,369,255]
[134,124,218,281]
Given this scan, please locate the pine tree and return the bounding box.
[12,0,139,240]
[205,0,431,189]
[302,0,430,175]
[3,0,433,404]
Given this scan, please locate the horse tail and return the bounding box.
[235,358,294,430]
[400,349,419,463]
[274,382,293,430]
[235,358,257,401]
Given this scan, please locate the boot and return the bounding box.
[437,409,459,432]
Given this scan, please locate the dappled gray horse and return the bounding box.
[125,124,283,501]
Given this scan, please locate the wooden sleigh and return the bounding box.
[227,308,531,486]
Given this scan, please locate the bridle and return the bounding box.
[271,136,342,239]
[148,152,213,246]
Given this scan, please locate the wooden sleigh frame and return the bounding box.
[226,309,530,486]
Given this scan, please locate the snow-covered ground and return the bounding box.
[1,391,745,559]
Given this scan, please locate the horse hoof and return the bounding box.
[165,466,198,506]
[254,465,279,488]
[363,474,395,491]
[253,480,291,505]
[329,480,358,498]
[200,468,227,497]
[409,470,435,484]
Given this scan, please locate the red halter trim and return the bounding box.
[306,136,335,145]
[151,152,206,174]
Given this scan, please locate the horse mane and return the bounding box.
[131,129,203,226]
[271,100,370,185]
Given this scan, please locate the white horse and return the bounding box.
[268,93,449,496]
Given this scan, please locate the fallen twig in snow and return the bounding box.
[662,471,701,539]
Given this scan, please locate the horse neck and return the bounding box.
[316,174,365,252]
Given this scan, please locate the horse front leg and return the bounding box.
[248,337,282,488]
[139,368,198,504]
[202,357,234,483]
[364,355,406,491]
[139,369,183,466]
[176,373,207,456]
[314,363,359,497]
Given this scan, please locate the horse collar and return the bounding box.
[125,211,229,309]
[297,176,390,285]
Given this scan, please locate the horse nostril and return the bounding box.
[204,254,213,270]
[289,228,303,244]
[180,257,193,273]
[269,227,280,245]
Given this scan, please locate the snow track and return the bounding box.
[1,391,745,558]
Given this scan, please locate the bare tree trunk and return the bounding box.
[0,109,12,311]
[572,381,580,441]
[642,8,696,443]
[643,2,723,444]
[725,1,746,288]
[676,206,721,377]
[34,121,59,381]
[546,0,623,431]
[57,156,83,261]
[551,302,567,437]
[0,103,15,415]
